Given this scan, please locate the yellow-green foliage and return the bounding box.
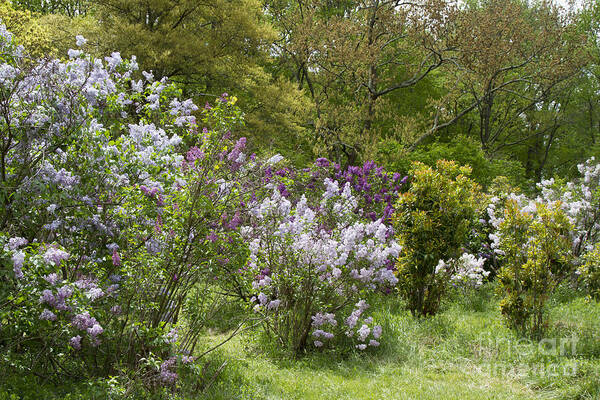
[579,243,600,300]
[496,200,573,338]
[393,160,482,317]
[0,0,53,58]
[35,13,103,59]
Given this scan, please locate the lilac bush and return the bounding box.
[480,159,600,335]
[0,25,257,386]
[238,175,401,352]
[485,158,600,260]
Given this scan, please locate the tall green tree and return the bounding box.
[265,0,457,164]
[414,0,588,159]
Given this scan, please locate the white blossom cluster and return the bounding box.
[485,158,600,258]
[434,253,489,288]
[536,159,600,255]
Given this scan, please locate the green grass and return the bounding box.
[2,284,599,400]
[195,284,600,400]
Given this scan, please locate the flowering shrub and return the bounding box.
[579,243,600,300]
[393,160,483,317]
[483,158,600,332]
[239,178,401,352]
[535,158,600,257]
[492,199,573,338]
[0,26,256,386]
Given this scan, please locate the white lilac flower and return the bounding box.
[257,292,268,305]
[75,35,87,47]
[142,70,154,82]
[267,300,280,310]
[357,324,370,341]
[266,154,283,165]
[86,288,104,301]
[67,48,82,58]
[105,52,123,69]
[435,259,447,274]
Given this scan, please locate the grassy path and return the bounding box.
[197,287,600,400]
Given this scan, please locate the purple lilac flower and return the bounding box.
[87,323,104,341]
[43,247,69,266]
[72,311,97,330]
[182,355,195,364]
[57,285,73,300]
[70,335,82,350]
[186,146,204,163]
[227,137,246,163]
[278,183,289,198]
[106,284,120,296]
[39,309,57,321]
[315,157,330,167]
[140,185,159,197]
[12,251,24,279]
[207,231,218,242]
[159,357,178,384]
[75,278,95,289]
[44,273,60,285]
[372,325,382,339]
[257,292,268,305]
[228,212,242,229]
[112,249,121,266]
[40,289,57,307]
[166,328,178,344]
